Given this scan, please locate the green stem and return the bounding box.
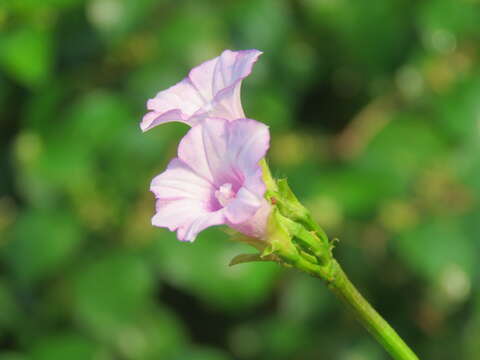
[304,259,420,360]
[261,161,419,359]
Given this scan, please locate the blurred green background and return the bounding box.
[1,0,479,359]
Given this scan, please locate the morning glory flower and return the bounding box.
[141,49,262,132]
[140,49,421,360]
[150,117,270,242]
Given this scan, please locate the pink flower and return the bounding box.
[150,117,270,242]
[141,49,262,132]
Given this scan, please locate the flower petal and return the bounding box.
[177,210,226,242]
[150,158,214,202]
[149,117,271,241]
[141,49,262,131]
[226,118,270,177]
[141,79,203,131]
[150,158,226,242]
[189,49,263,121]
[178,117,233,186]
[152,199,225,242]
[209,49,262,119]
[178,117,270,189]
[224,186,263,224]
[228,199,271,240]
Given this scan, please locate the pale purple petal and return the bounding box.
[150,158,213,202]
[177,117,237,186]
[149,117,271,241]
[223,186,263,224]
[178,117,270,188]
[226,118,270,177]
[229,199,271,240]
[152,199,226,242]
[177,211,226,242]
[152,198,205,232]
[150,158,226,242]
[141,79,204,131]
[141,49,262,132]
[208,49,262,118]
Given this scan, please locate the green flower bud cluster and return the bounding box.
[230,160,420,360]
[231,159,337,283]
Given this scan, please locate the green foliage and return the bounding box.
[149,230,279,311]
[73,252,154,337]
[396,218,475,280]
[4,210,83,285]
[0,27,53,88]
[1,0,479,359]
[29,334,100,360]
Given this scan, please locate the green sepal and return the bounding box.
[229,234,267,252]
[277,178,304,213]
[268,178,329,245]
[260,158,278,192]
[229,253,277,266]
[277,213,332,265]
[261,207,301,266]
